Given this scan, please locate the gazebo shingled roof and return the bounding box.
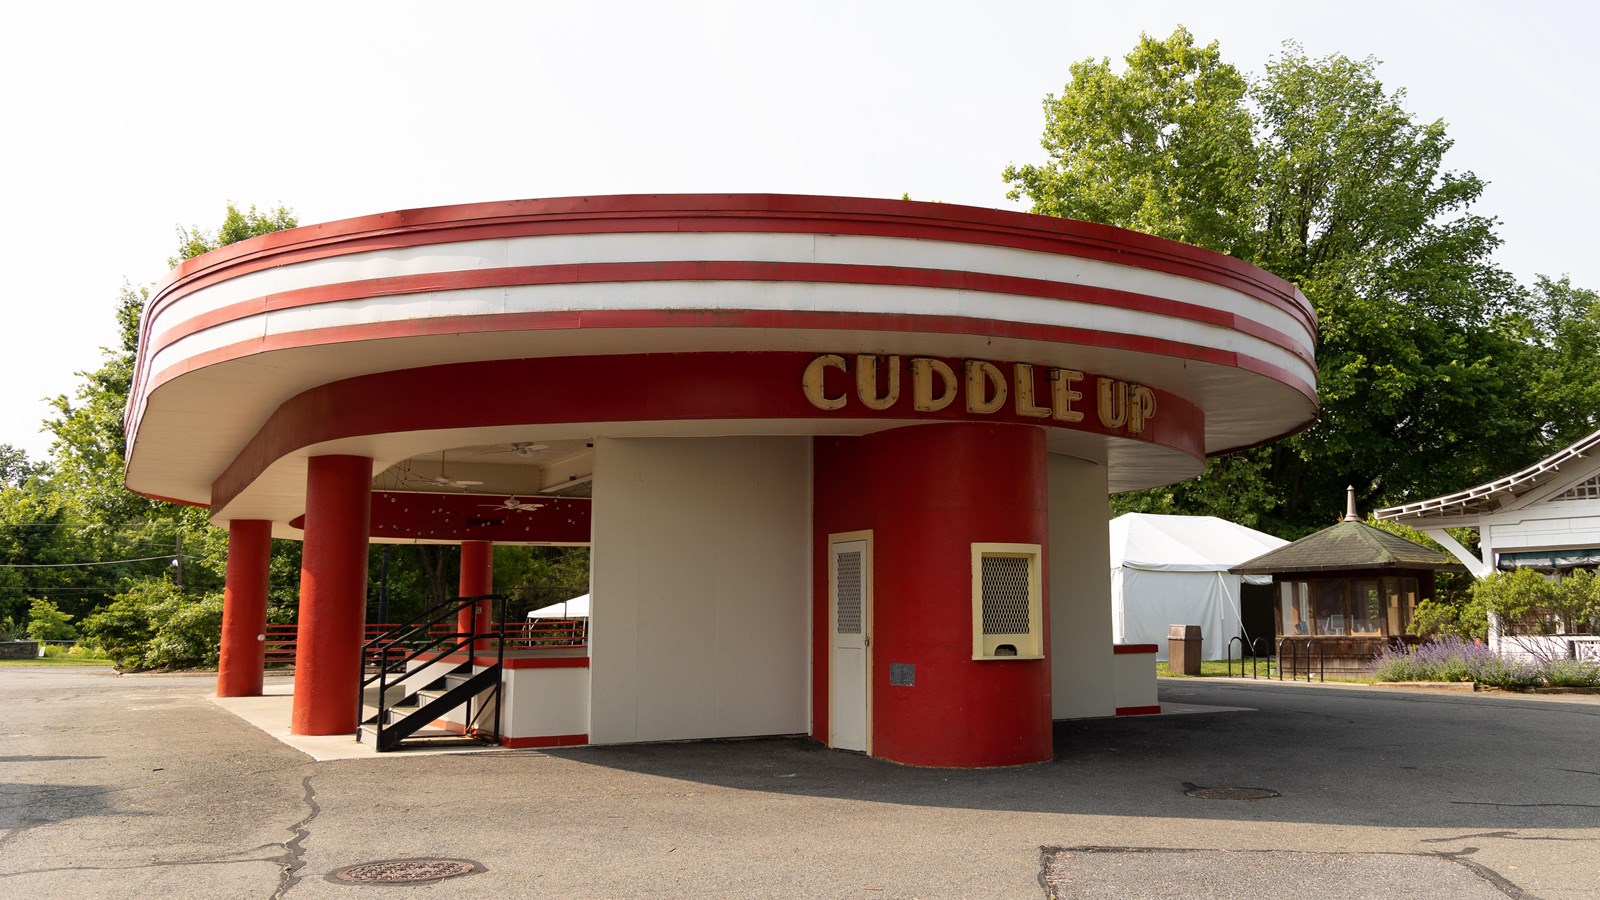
[1230,520,1465,575]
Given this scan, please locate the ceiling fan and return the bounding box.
[412,451,483,489]
[480,496,546,512]
[476,441,550,459]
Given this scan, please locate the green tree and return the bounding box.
[26,598,77,641]
[1002,28,1259,257]
[0,445,37,488]
[0,204,299,666]
[1522,276,1600,444]
[1006,30,1555,534]
[172,203,298,266]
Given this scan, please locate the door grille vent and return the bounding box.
[836,550,863,634]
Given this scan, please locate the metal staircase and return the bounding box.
[356,595,508,752]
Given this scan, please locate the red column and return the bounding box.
[814,422,1052,767]
[217,519,272,697]
[291,455,373,735]
[458,540,494,652]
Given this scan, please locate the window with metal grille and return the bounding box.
[1555,475,1600,502]
[836,550,862,634]
[971,543,1042,659]
[981,556,1032,635]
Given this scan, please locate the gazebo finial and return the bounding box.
[1344,485,1359,522]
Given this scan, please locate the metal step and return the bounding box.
[371,664,502,751]
[358,724,489,749]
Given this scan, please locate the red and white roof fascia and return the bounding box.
[123,194,1319,520]
[1376,427,1600,527]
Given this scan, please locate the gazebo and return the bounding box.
[1231,490,1464,677]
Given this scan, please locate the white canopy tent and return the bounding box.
[1109,514,1288,661]
[527,594,590,619]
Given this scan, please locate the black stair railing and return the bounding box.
[356,594,508,751]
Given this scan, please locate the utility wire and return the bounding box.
[0,554,178,569]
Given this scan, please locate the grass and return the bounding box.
[0,657,117,667]
[1156,657,1373,683]
[1156,658,1276,678]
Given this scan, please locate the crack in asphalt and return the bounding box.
[269,775,320,899]
[1450,800,1600,809]
[1435,848,1538,900]
[0,856,280,878]
[1421,830,1598,844]
[1037,845,1539,900]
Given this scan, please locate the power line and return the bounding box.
[0,554,178,569]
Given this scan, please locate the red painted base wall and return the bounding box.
[814,422,1052,767]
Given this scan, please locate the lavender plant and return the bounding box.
[1371,637,1596,688]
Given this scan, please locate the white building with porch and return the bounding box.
[1376,427,1600,662]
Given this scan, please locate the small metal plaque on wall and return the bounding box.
[889,663,915,686]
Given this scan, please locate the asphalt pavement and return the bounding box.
[1,667,1597,898]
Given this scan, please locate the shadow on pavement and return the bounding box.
[529,679,1600,832]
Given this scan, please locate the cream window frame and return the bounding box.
[971,542,1044,660]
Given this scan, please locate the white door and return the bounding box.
[830,540,868,751]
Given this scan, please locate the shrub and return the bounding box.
[1473,568,1559,635]
[80,579,224,670]
[26,598,78,642]
[1373,637,1600,689]
[1411,594,1490,642]
[1540,659,1600,688]
[40,643,112,660]
[1464,652,1542,688]
[1551,569,1600,634]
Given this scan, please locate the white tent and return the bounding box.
[1109,514,1287,661]
[527,594,590,619]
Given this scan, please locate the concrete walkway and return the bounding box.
[2,667,1597,898]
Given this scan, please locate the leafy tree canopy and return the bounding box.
[1005,28,1593,535]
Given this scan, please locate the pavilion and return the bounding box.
[124,194,1317,767]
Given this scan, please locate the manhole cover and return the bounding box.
[326,858,484,885]
[1182,782,1279,800]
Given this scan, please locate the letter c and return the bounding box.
[803,355,848,410]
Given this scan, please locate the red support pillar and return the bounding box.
[813,422,1053,767]
[290,455,372,736]
[217,519,272,697]
[459,540,494,652]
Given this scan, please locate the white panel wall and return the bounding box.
[1113,650,1160,711]
[500,667,591,740]
[588,436,811,744]
[1048,455,1118,719]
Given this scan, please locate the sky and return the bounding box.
[2,0,1594,460]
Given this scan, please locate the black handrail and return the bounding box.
[357,594,507,749]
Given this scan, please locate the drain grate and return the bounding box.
[326,858,484,885]
[1182,782,1280,800]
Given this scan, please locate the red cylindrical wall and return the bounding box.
[290,455,373,735]
[816,422,1052,767]
[217,519,272,697]
[459,540,494,652]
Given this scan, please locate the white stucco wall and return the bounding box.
[587,436,812,745]
[1112,649,1160,711]
[500,666,591,739]
[1048,454,1118,719]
